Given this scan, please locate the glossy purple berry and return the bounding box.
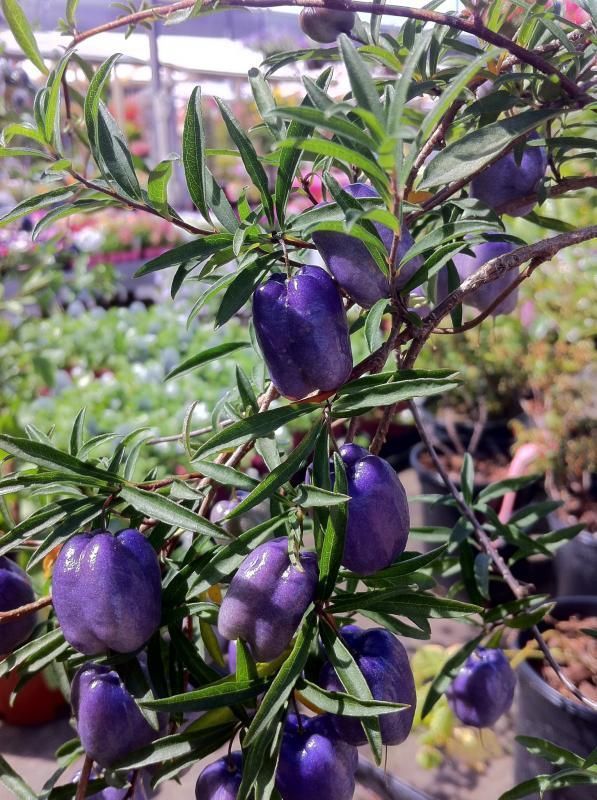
[217,538,318,662]
[320,625,416,746]
[253,266,352,400]
[299,7,356,43]
[210,492,267,536]
[195,752,242,800]
[447,647,516,728]
[437,238,518,316]
[52,529,161,655]
[471,134,547,217]
[276,714,358,800]
[311,183,423,307]
[0,556,37,655]
[339,444,410,574]
[71,663,157,767]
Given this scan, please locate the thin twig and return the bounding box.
[532,625,597,712]
[75,755,93,800]
[0,594,52,624]
[70,0,589,100]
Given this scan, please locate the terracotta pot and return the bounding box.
[0,668,67,726]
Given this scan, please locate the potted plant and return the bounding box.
[515,597,597,799]
[511,338,596,596]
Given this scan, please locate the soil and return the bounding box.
[555,496,597,534]
[420,450,511,485]
[538,615,597,706]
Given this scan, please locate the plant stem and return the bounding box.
[75,755,93,800]
[70,0,589,101]
[0,594,52,623]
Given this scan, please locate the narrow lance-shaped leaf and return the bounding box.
[226,420,324,519]
[215,98,274,226]
[84,53,122,160]
[182,87,210,221]
[338,34,384,127]
[421,634,484,718]
[0,0,48,75]
[96,102,142,200]
[148,155,177,217]
[318,453,348,600]
[165,341,251,382]
[249,68,285,139]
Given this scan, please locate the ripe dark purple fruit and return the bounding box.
[217,538,318,662]
[195,752,242,800]
[311,183,423,308]
[320,625,416,746]
[252,266,352,400]
[299,7,356,43]
[0,556,37,655]
[71,663,157,767]
[339,444,410,574]
[470,134,547,217]
[52,529,161,655]
[210,492,267,536]
[276,714,358,800]
[436,238,518,316]
[447,647,516,728]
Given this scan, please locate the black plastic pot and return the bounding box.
[409,443,555,600]
[552,513,597,596]
[416,402,518,458]
[515,597,597,799]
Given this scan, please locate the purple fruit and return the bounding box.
[217,538,318,662]
[311,183,423,307]
[436,237,518,316]
[447,647,516,728]
[320,625,416,746]
[71,663,157,767]
[299,7,356,43]
[471,134,547,217]
[0,556,37,655]
[73,769,147,800]
[52,529,161,655]
[276,714,358,800]
[339,444,410,574]
[253,266,352,400]
[195,752,242,800]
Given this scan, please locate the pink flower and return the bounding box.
[564,1,590,24]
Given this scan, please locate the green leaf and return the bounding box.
[0,754,36,800]
[0,145,53,160]
[192,404,316,460]
[205,167,240,233]
[44,51,72,147]
[182,87,210,221]
[69,408,86,456]
[297,678,407,717]
[227,421,324,520]
[516,737,585,768]
[0,0,48,74]
[317,454,348,600]
[135,234,233,276]
[114,725,234,771]
[235,639,258,682]
[216,98,274,226]
[141,677,268,712]
[148,155,177,216]
[1,122,46,146]
[361,545,448,580]
[420,108,560,189]
[0,629,66,680]
[476,475,540,504]
[460,452,474,505]
[498,771,597,800]
[333,372,459,415]
[388,30,433,137]
[320,620,382,763]
[365,299,388,353]
[96,102,142,200]
[249,68,285,139]
[278,137,389,198]
[84,54,122,160]
[192,460,258,492]
[119,486,228,540]
[0,185,76,228]
[243,611,317,747]
[165,341,250,382]
[420,634,484,719]
[275,68,331,224]
[338,34,384,126]
[27,498,106,568]
[215,261,269,328]
[66,0,79,27]
[269,106,377,151]
[0,434,118,483]
[294,484,350,508]
[329,590,482,617]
